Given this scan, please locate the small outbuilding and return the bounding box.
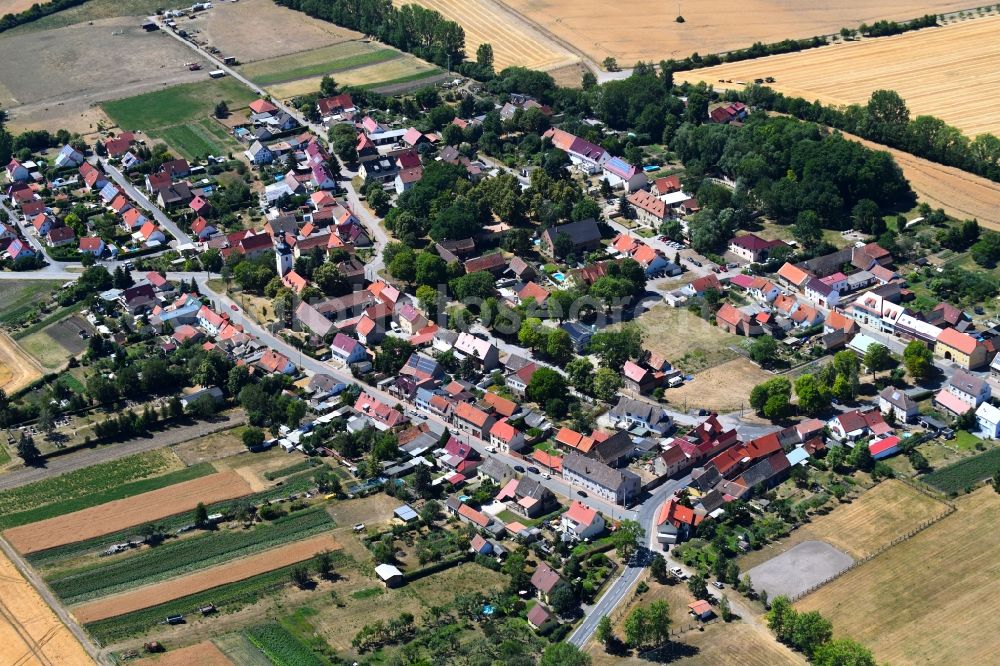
[375,563,404,588]
[688,600,714,621]
[393,504,419,523]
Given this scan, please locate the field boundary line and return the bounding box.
[487,0,596,72]
[791,502,956,602]
[0,535,107,665]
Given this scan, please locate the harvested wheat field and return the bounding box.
[678,15,1000,137]
[844,132,1000,230]
[136,640,232,665]
[4,471,253,554]
[72,534,340,622]
[797,487,1000,665]
[192,0,362,64]
[499,0,973,66]
[0,0,39,15]
[398,0,577,71]
[739,479,951,570]
[0,546,94,665]
[0,332,42,394]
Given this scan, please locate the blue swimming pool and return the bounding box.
[552,272,566,282]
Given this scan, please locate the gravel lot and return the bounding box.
[748,540,854,599]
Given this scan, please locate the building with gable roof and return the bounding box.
[561,501,605,541]
[656,496,704,544]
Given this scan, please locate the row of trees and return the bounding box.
[767,596,876,664]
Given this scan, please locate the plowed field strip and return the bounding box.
[71,534,340,623]
[3,471,252,554]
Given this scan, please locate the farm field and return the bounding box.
[499,0,973,66]
[245,623,325,666]
[396,0,577,71]
[0,449,182,527]
[3,0,166,33]
[797,487,1000,665]
[147,118,242,161]
[4,470,253,554]
[102,78,256,132]
[0,547,93,666]
[136,640,232,665]
[46,508,334,604]
[0,0,42,14]
[921,446,1000,494]
[738,479,950,570]
[192,0,362,64]
[212,633,272,666]
[266,55,442,98]
[0,18,213,135]
[0,331,42,394]
[17,329,74,370]
[72,534,341,622]
[843,132,1000,230]
[239,41,399,86]
[676,15,1000,138]
[0,280,61,329]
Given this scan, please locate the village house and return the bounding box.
[879,386,919,423]
[540,218,602,257]
[454,332,499,370]
[46,226,75,247]
[828,409,892,442]
[562,452,641,505]
[507,362,539,396]
[976,402,1000,439]
[560,501,605,541]
[257,349,295,375]
[935,370,991,416]
[497,476,557,519]
[935,327,988,370]
[623,360,659,395]
[728,234,788,263]
[355,392,406,430]
[530,563,566,604]
[478,457,515,485]
[656,496,704,545]
[490,419,526,453]
[452,402,496,440]
[330,332,368,365]
[715,303,765,337]
[440,437,481,476]
[78,237,105,256]
[607,396,673,435]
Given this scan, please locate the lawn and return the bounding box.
[737,479,950,570]
[797,487,1000,665]
[0,450,180,523]
[239,42,398,85]
[102,78,257,131]
[17,330,72,369]
[628,305,740,372]
[148,118,241,160]
[0,443,9,466]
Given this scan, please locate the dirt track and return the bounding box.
[3,471,253,554]
[72,534,340,623]
[0,543,94,665]
[135,640,232,665]
[0,331,42,394]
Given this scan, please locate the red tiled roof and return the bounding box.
[564,500,597,527]
[937,327,979,355]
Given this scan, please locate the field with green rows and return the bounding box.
[246,622,328,666]
[27,468,321,567]
[0,450,184,525]
[922,446,1000,494]
[47,508,333,604]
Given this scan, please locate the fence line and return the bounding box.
[791,503,956,602]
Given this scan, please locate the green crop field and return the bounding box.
[0,450,179,522]
[48,508,333,604]
[239,41,395,85]
[148,118,241,160]
[84,563,311,644]
[922,447,1000,494]
[102,78,256,131]
[0,280,61,327]
[28,468,322,567]
[248,49,398,86]
[0,463,213,531]
[264,459,318,481]
[245,623,327,666]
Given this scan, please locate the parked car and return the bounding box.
[527,466,540,474]
[713,581,725,589]
[576,490,588,498]
[514,465,525,473]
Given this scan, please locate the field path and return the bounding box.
[72,534,340,623]
[0,536,98,665]
[843,133,1000,229]
[3,471,253,554]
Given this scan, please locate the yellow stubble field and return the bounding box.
[677,15,1000,137]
